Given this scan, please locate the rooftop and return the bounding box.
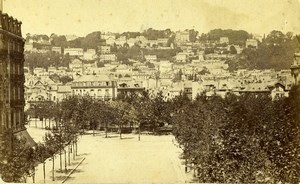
[73,75,111,82]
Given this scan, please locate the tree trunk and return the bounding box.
[75,141,78,156]
[49,119,51,128]
[105,123,108,138]
[52,156,55,181]
[35,118,37,128]
[64,149,67,172]
[68,145,71,166]
[43,162,46,183]
[32,167,35,183]
[119,123,122,139]
[73,142,75,160]
[59,149,62,171]
[138,125,140,141]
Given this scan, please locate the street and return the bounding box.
[26,123,190,183]
[66,133,188,183]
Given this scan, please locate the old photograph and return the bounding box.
[0,0,300,183]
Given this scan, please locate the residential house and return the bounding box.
[144,55,157,62]
[246,39,258,48]
[64,48,84,57]
[52,47,62,54]
[99,46,111,54]
[175,31,189,43]
[220,37,229,44]
[83,49,96,60]
[176,52,188,63]
[99,54,117,62]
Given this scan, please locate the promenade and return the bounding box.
[26,121,191,183]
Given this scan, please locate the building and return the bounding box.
[64,48,84,57]
[175,31,189,43]
[117,81,145,96]
[246,39,258,48]
[99,46,111,54]
[71,75,117,100]
[220,37,229,44]
[99,54,117,62]
[144,55,157,62]
[0,10,34,145]
[291,52,300,85]
[83,49,96,60]
[176,52,188,63]
[51,46,62,54]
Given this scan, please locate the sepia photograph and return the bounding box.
[0,0,300,183]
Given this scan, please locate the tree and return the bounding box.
[59,75,73,85]
[0,131,36,183]
[229,45,237,54]
[50,34,68,48]
[189,29,199,43]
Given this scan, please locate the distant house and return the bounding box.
[175,31,189,43]
[47,66,57,75]
[33,68,46,76]
[271,83,289,100]
[99,46,111,54]
[52,46,62,54]
[99,54,117,62]
[246,39,258,48]
[83,49,96,60]
[105,37,116,46]
[220,37,229,44]
[144,55,157,62]
[176,53,187,63]
[117,81,145,96]
[64,48,84,57]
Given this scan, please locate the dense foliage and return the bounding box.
[199,29,250,45]
[172,86,300,183]
[24,52,71,71]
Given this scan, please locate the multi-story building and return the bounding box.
[175,31,189,43]
[71,75,117,100]
[0,11,32,142]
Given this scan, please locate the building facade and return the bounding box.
[71,75,117,100]
[0,12,26,134]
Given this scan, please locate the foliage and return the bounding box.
[25,52,71,71]
[200,29,250,45]
[0,131,36,183]
[172,90,300,183]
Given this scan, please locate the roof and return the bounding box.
[240,83,270,92]
[57,85,72,93]
[73,75,111,82]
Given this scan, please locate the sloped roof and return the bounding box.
[73,75,111,82]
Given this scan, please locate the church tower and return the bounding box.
[291,36,300,85]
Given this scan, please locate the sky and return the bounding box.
[3,0,300,37]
